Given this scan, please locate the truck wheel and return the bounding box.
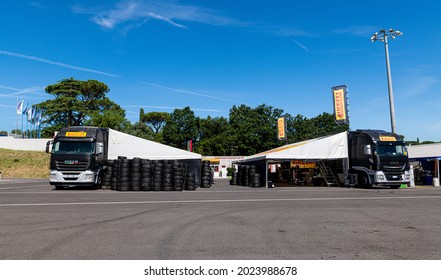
[359,174,372,188]
[94,175,102,190]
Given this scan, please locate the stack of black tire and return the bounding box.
[110,159,119,190]
[230,171,238,185]
[173,161,186,191]
[162,161,174,191]
[229,165,261,188]
[240,165,249,186]
[251,173,261,188]
[248,165,261,188]
[118,157,131,191]
[104,158,201,192]
[129,158,141,191]
[236,166,242,185]
[102,160,114,189]
[152,160,163,191]
[185,172,196,191]
[201,160,212,188]
[140,159,153,191]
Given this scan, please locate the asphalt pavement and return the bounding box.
[0,178,441,260]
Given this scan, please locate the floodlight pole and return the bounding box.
[371,29,403,134]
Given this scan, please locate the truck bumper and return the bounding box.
[49,170,96,187]
[373,170,410,186]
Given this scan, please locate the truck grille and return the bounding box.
[385,172,403,181]
[55,160,88,171]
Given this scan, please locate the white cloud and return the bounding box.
[403,76,438,96]
[333,25,379,37]
[399,66,439,97]
[0,104,15,109]
[74,0,237,31]
[0,50,120,78]
[290,39,309,52]
[138,81,242,104]
[0,85,21,91]
[0,86,44,98]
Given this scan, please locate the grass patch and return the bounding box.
[0,148,50,178]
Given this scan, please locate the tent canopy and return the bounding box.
[237,131,348,163]
[108,129,202,160]
[408,143,441,160]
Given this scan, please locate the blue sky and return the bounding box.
[0,0,440,141]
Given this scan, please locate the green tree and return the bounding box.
[228,104,284,155]
[37,78,129,137]
[124,121,155,140]
[195,116,230,155]
[85,102,130,131]
[287,112,349,142]
[162,107,198,149]
[140,111,170,143]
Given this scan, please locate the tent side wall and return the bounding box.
[107,128,202,160]
[180,159,202,188]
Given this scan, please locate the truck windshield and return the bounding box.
[375,143,407,156]
[52,141,94,154]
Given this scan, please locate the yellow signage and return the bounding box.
[379,136,397,141]
[65,132,87,137]
[333,88,346,121]
[277,117,286,140]
[291,160,316,169]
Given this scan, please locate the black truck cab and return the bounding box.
[348,130,410,188]
[47,126,108,189]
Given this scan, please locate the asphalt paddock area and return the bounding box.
[0,178,441,260]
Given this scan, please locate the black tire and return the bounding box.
[120,167,130,173]
[141,165,152,172]
[359,174,372,188]
[119,182,130,191]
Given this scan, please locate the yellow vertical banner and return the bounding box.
[332,85,349,125]
[277,116,286,140]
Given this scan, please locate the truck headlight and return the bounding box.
[377,174,385,180]
[50,174,57,180]
[84,174,94,181]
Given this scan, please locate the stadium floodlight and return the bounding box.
[371,28,403,134]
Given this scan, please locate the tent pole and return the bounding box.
[343,158,349,187]
[265,160,269,188]
[436,158,440,185]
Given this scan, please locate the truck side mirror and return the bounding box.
[96,143,104,154]
[45,141,52,154]
[364,144,372,155]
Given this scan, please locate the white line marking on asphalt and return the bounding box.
[0,195,441,207]
[0,185,49,190]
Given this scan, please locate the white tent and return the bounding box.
[235,132,349,187]
[407,143,441,186]
[408,143,441,160]
[238,131,348,163]
[108,129,201,160]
